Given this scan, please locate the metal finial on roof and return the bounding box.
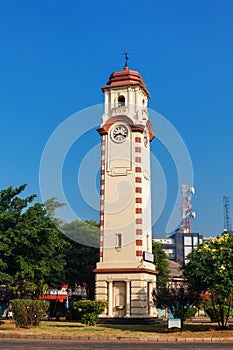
[122,51,130,68]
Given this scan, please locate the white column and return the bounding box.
[127,87,131,116]
[125,281,130,317]
[148,282,153,316]
[108,281,113,317]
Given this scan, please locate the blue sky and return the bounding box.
[1,0,233,238]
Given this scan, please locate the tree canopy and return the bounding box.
[0,185,99,299]
[152,241,170,288]
[0,185,69,296]
[183,234,233,328]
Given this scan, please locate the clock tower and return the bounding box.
[94,64,157,319]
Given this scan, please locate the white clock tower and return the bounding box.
[94,63,157,319]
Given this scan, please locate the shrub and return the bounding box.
[204,305,233,323]
[73,300,107,326]
[185,307,198,319]
[170,307,197,321]
[11,299,49,328]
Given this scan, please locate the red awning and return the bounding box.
[39,295,67,301]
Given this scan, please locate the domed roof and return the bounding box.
[101,66,150,98]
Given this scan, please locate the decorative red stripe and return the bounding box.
[101,170,105,175]
[135,147,141,153]
[136,208,142,214]
[136,250,142,257]
[136,239,142,246]
[135,167,141,173]
[100,189,104,195]
[135,187,142,193]
[135,137,141,143]
[99,252,103,258]
[135,177,142,183]
[136,198,142,204]
[136,218,142,224]
[135,157,141,163]
[100,179,105,185]
[100,220,104,226]
[136,229,143,235]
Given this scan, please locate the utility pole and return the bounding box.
[223,196,232,232]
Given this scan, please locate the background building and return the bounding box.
[153,230,203,265]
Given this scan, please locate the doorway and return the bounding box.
[113,282,126,317]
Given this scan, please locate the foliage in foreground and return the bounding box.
[11,299,49,328]
[0,185,68,296]
[153,284,198,322]
[183,234,233,329]
[0,184,99,299]
[73,300,107,326]
[152,241,170,288]
[204,304,233,322]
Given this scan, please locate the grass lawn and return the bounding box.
[1,320,233,339]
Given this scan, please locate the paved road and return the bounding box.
[0,339,233,350]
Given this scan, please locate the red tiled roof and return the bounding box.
[102,66,150,98]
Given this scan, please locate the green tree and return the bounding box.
[62,220,99,299]
[61,219,99,248]
[0,185,69,297]
[183,234,233,329]
[152,241,170,288]
[153,284,198,323]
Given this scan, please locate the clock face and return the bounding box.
[112,124,128,143]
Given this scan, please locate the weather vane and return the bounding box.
[122,51,130,68]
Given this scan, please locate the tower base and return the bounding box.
[94,267,157,318]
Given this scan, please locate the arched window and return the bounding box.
[118,95,125,107]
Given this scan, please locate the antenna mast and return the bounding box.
[180,183,196,233]
[223,196,232,231]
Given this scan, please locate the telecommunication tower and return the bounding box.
[223,196,232,231]
[180,183,196,233]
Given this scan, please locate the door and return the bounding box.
[113,281,126,317]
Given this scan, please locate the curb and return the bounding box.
[1,334,233,343]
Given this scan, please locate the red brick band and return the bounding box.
[135,146,141,153]
[136,229,143,235]
[136,250,143,257]
[99,137,106,261]
[135,156,141,163]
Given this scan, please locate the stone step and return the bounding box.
[98,317,161,325]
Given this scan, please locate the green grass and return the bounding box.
[0,320,233,339]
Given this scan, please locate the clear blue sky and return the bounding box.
[1,0,233,238]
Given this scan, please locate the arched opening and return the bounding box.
[118,95,125,107]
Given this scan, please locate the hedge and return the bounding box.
[11,299,49,328]
[73,300,107,326]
